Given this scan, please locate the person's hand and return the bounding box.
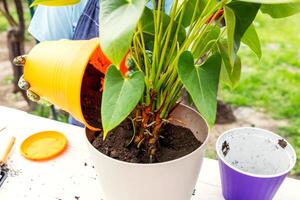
[13,55,51,106]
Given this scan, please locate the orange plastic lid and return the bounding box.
[20,131,68,161]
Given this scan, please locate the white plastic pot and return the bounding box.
[85,104,209,200]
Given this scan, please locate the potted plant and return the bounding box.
[24,0,300,199]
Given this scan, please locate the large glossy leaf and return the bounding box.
[218,41,241,88]
[31,0,79,6]
[260,3,300,18]
[242,24,261,59]
[178,51,222,126]
[101,65,145,138]
[100,0,145,66]
[226,2,260,52]
[224,6,236,66]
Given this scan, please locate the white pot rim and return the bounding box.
[86,103,210,167]
[216,127,297,178]
[86,129,209,167]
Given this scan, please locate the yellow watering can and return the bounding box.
[24,38,100,131]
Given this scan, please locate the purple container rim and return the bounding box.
[216,127,297,179]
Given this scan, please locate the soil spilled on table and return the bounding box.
[81,64,103,128]
[91,119,202,163]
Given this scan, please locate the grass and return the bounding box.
[0,16,7,32]
[1,75,13,84]
[31,105,69,123]
[220,12,300,175]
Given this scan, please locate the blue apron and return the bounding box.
[68,0,100,127]
[73,0,99,40]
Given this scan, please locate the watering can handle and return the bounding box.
[0,136,16,165]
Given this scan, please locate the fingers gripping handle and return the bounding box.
[13,55,27,67]
[14,55,43,103]
[18,75,30,90]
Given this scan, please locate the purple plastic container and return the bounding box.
[216,127,296,200]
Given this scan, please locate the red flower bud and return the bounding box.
[206,9,224,24]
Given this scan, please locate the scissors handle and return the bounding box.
[0,137,16,165]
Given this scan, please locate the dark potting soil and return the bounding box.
[91,119,202,163]
[81,64,103,128]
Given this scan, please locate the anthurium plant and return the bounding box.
[33,0,300,161]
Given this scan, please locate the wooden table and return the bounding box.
[0,106,299,200]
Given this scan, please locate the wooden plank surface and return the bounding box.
[0,106,299,200]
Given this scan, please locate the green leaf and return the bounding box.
[260,3,300,18]
[242,24,262,59]
[192,25,220,59]
[226,1,260,52]
[176,0,216,27]
[101,65,145,138]
[31,0,79,6]
[235,0,300,18]
[235,0,299,3]
[140,7,186,44]
[220,56,242,89]
[224,6,236,66]
[217,41,241,88]
[100,0,145,65]
[178,51,222,126]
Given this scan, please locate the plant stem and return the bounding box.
[187,0,200,36]
[155,0,179,83]
[130,0,229,161]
